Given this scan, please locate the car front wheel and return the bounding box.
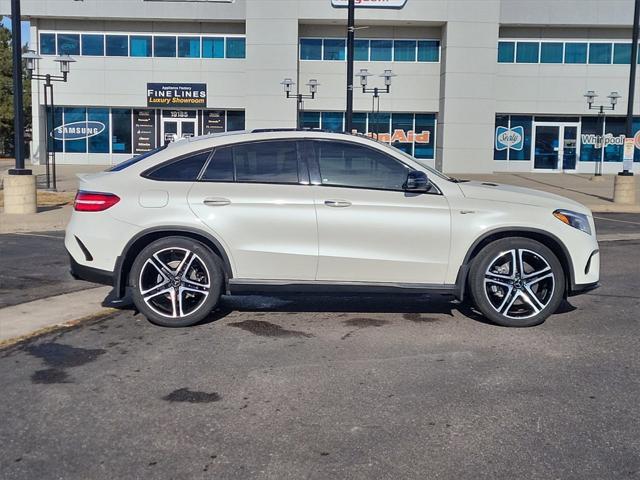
[469,237,565,327]
[130,236,223,327]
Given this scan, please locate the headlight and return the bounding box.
[553,209,592,235]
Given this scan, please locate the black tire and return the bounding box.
[468,237,565,327]
[129,236,223,327]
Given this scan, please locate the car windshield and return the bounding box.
[107,145,167,172]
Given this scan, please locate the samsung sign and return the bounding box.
[51,121,105,141]
[331,0,408,8]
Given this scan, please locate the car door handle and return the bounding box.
[203,197,231,207]
[324,199,352,208]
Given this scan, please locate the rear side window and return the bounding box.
[108,145,166,172]
[146,150,211,181]
[201,140,300,184]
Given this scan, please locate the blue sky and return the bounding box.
[1,17,31,46]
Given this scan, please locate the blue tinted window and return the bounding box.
[300,38,322,60]
[57,33,80,55]
[178,37,200,58]
[323,39,346,60]
[497,41,515,62]
[414,114,435,159]
[613,43,631,64]
[565,43,587,63]
[368,112,391,137]
[540,42,563,63]
[111,109,132,154]
[81,34,104,56]
[40,33,56,55]
[493,115,509,161]
[227,110,245,131]
[226,37,245,58]
[301,111,321,129]
[321,112,344,132]
[352,112,367,135]
[154,36,176,57]
[130,36,152,57]
[63,107,87,153]
[516,42,539,63]
[87,108,109,154]
[589,43,612,64]
[391,113,414,155]
[417,40,439,62]
[355,39,369,61]
[106,35,128,56]
[394,40,416,61]
[202,37,224,58]
[508,116,532,160]
[370,40,392,61]
[52,107,63,152]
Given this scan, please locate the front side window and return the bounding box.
[57,33,80,55]
[313,141,410,191]
[106,35,128,56]
[147,150,211,181]
[233,141,300,184]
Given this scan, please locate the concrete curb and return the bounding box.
[590,204,640,213]
[598,233,640,242]
[0,286,115,345]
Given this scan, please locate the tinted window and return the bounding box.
[130,35,152,57]
[57,33,80,55]
[613,43,631,64]
[106,35,128,56]
[178,37,201,58]
[81,34,104,56]
[226,37,246,58]
[234,141,299,183]
[108,146,166,172]
[589,43,612,64]
[418,40,439,62]
[300,38,322,60]
[497,41,515,62]
[226,110,245,131]
[313,141,410,190]
[154,36,177,57]
[148,151,211,181]
[40,33,56,54]
[370,40,392,61]
[202,147,234,181]
[394,40,416,61]
[323,39,345,60]
[202,37,224,58]
[516,42,539,63]
[540,42,563,63]
[111,108,132,153]
[355,39,369,61]
[565,43,587,63]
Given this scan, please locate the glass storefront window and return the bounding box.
[322,112,344,132]
[394,40,417,62]
[370,40,392,61]
[63,108,87,153]
[52,107,64,153]
[352,113,367,135]
[516,42,539,63]
[154,36,177,57]
[106,35,128,56]
[323,39,346,60]
[603,117,625,162]
[202,37,225,58]
[565,43,588,63]
[417,40,439,62]
[111,109,132,154]
[493,115,509,160]
[300,38,322,60]
[369,112,391,138]
[227,111,245,131]
[130,36,152,57]
[540,42,563,63]
[57,34,80,55]
[493,115,532,161]
[88,108,110,154]
[497,41,515,63]
[589,43,612,64]
[301,112,321,129]
[81,34,104,56]
[226,37,246,58]
[40,33,56,55]
[613,43,631,64]
[508,116,532,160]
[355,40,369,61]
[178,37,201,58]
[391,113,414,155]
[413,114,436,159]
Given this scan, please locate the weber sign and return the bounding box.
[331,0,408,8]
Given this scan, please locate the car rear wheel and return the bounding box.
[130,236,223,327]
[468,237,565,327]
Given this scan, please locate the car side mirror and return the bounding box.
[404,170,430,192]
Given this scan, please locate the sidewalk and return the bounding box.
[1,161,640,233]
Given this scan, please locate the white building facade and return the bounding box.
[2,0,640,174]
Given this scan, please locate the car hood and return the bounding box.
[457,181,591,214]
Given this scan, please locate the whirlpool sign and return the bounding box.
[51,121,106,141]
[495,126,524,151]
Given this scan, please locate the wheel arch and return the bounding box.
[113,226,234,299]
[455,227,574,301]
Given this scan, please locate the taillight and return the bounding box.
[74,191,120,212]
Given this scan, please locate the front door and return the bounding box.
[161,110,198,145]
[308,140,451,284]
[534,123,579,171]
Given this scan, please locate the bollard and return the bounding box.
[2,174,37,214]
[613,174,637,205]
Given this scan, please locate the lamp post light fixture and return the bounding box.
[356,68,396,138]
[23,50,76,190]
[584,90,621,177]
[281,78,320,128]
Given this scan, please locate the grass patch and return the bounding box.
[0,190,75,208]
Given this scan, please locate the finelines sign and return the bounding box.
[147,83,207,107]
[331,0,408,8]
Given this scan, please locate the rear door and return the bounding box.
[188,139,318,281]
[308,139,451,284]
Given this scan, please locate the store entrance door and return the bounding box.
[161,110,198,145]
[533,123,579,171]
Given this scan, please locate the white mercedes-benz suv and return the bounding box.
[66,130,599,328]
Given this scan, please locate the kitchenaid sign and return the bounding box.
[51,121,105,140]
[331,0,408,8]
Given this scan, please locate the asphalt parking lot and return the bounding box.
[1,231,639,478]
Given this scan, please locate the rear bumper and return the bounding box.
[69,252,114,287]
[568,281,599,296]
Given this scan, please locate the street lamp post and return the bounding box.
[356,69,396,138]
[584,90,621,177]
[23,51,76,191]
[281,78,319,129]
